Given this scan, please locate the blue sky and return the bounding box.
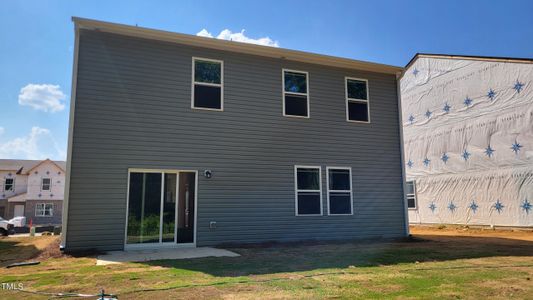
[1,0,532,160]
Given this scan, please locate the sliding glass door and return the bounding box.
[162,173,177,242]
[127,172,162,244]
[126,170,196,246]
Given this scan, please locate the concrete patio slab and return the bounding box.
[96,247,240,265]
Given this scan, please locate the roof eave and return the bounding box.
[401,52,533,79]
[72,17,403,75]
[0,168,20,171]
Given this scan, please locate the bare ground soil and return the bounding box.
[1,225,532,299]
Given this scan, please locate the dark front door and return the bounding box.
[177,172,196,244]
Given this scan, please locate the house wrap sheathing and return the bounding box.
[401,54,533,227]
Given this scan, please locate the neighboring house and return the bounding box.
[0,159,66,225]
[62,17,408,252]
[401,54,533,227]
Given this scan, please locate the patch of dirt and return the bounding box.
[476,278,530,292]
[367,283,404,294]
[410,225,533,241]
[110,266,168,273]
[0,236,65,266]
[130,283,314,300]
[33,236,69,260]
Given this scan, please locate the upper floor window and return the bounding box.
[4,178,14,191]
[41,178,51,191]
[192,57,223,111]
[283,69,309,118]
[294,166,322,216]
[327,167,353,215]
[346,78,370,123]
[406,181,417,209]
[35,203,53,217]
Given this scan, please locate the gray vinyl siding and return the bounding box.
[65,29,406,251]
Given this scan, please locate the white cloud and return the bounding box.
[196,28,279,47]
[196,29,213,38]
[0,126,66,160]
[18,84,67,112]
[0,127,4,136]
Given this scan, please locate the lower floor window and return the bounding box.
[327,167,353,215]
[35,203,53,217]
[406,181,417,209]
[295,166,322,215]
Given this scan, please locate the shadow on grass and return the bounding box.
[0,238,40,267]
[142,234,533,277]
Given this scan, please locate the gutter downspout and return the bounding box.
[396,72,410,236]
[61,20,80,250]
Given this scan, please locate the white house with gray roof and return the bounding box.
[0,159,66,225]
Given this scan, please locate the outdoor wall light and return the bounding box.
[204,170,212,179]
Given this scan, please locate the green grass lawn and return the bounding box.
[1,227,532,299]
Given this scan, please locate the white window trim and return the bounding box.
[35,203,54,217]
[345,77,371,123]
[4,178,14,191]
[294,165,322,216]
[191,57,224,111]
[406,180,418,210]
[326,166,354,215]
[283,69,310,118]
[41,178,51,191]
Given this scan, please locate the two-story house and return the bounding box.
[0,159,65,225]
[62,18,408,252]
